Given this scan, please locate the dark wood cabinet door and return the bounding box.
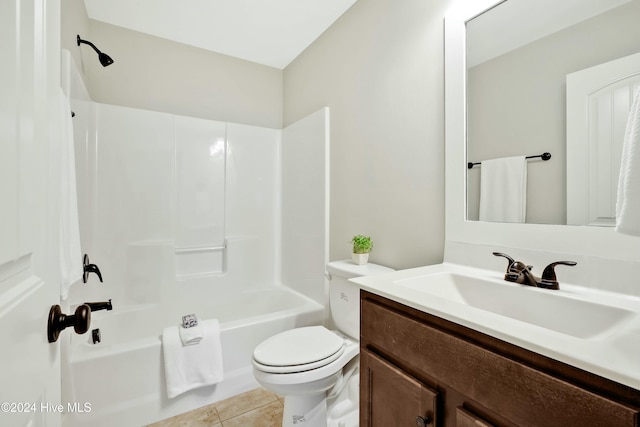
[361,349,438,427]
[456,407,495,427]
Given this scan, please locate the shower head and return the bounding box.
[77,35,114,67]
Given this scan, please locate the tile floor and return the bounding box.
[147,388,283,427]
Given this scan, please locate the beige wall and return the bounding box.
[61,0,90,81]
[61,3,283,128]
[284,0,451,269]
[61,0,451,270]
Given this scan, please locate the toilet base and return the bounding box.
[327,372,359,427]
[278,370,360,427]
[283,393,327,427]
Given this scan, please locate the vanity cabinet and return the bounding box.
[360,291,640,427]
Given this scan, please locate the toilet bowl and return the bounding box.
[252,260,394,427]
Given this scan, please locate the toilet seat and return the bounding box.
[253,326,346,374]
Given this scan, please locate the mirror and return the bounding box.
[444,0,640,263]
[465,0,640,225]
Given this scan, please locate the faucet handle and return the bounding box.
[493,252,514,269]
[83,254,103,283]
[540,261,577,290]
[493,252,530,282]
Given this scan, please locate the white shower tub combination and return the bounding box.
[65,286,323,427]
[64,62,331,427]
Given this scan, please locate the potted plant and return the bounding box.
[351,235,373,265]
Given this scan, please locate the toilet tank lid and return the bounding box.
[326,259,395,279]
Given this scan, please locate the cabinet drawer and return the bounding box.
[361,297,639,427]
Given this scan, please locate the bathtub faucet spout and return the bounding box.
[84,299,113,312]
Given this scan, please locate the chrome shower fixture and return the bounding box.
[77,35,114,67]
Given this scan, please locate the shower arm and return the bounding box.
[77,35,102,55]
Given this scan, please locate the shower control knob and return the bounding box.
[83,254,103,283]
[416,415,431,426]
[47,304,91,343]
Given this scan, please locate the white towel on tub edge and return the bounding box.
[162,319,223,398]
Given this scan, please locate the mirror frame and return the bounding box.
[444,0,640,262]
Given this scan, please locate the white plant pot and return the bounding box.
[352,253,369,265]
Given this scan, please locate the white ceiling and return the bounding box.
[82,0,358,69]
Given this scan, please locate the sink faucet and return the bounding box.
[493,252,576,290]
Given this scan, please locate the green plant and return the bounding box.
[351,235,373,254]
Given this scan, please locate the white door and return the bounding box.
[1,1,63,427]
[567,52,640,226]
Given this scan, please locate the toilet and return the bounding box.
[252,260,394,427]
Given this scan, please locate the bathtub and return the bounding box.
[63,286,324,427]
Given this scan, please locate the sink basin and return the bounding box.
[394,272,634,339]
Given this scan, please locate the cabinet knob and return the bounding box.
[415,415,431,427]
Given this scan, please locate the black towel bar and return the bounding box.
[468,152,551,169]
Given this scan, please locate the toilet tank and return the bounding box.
[326,260,394,340]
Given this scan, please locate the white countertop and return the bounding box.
[352,262,640,391]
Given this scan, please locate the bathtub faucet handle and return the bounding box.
[83,254,103,283]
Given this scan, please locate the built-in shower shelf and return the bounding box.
[175,245,226,254]
[175,244,226,280]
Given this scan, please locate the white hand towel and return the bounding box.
[179,323,204,346]
[616,88,640,236]
[58,88,83,299]
[479,156,527,223]
[162,319,224,398]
